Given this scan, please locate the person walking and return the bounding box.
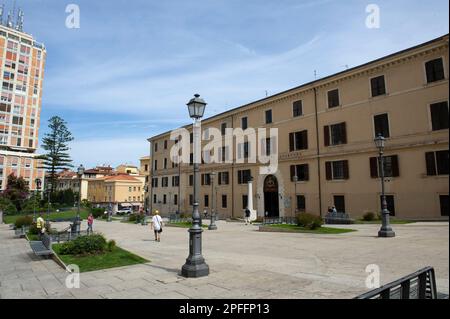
[87,213,94,235]
[36,213,45,239]
[151,210,163,242]
[244,207,251,225]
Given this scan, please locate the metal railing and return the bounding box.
[355,266,438,299]
[262,217,297,225]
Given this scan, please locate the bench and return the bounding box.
[355,266,439,299]
[29,233,53,258]
[324,212,354,224]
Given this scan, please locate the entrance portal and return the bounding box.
[264,175,279,217]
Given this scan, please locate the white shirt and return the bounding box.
[152,215,162,230]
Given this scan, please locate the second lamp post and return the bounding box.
[181,94,209,278]
[374,134,395,238]
[75,164,84,233]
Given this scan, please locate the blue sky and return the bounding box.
[5,0,449,168]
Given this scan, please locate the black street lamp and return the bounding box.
[208,172,217,230]
[46,182,52,230]
[75,164,84,233]
[181,94,209,278]
[374,134,395,238]
[142,184,149,225]
[34,178,42,222]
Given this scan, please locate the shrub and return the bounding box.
[58,234,107,255]
[14,215,33,228]
[0,197,18,215]
[362,212,376,221]
[90,208,104,219]
[107,240,116,252]
[28,223,39,235]
[296,213,323,230]
[128,213,143,223]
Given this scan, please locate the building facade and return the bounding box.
[87,174,145,212]
[0,17,46,190]
[148,35,449,220]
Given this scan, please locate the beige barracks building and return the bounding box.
[147,35,449,220]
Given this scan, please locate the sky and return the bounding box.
[3,0,448,168]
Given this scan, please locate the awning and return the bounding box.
[120,203,132,207]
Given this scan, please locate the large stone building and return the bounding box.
[87,174,144,212]
[0,12,46,191]
[147,35,449,220]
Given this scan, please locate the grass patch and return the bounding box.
[264,224,356,234]
[52,244,149,272]
[355,218,414,225]
[4,210,89,224]
[168,221,208,228]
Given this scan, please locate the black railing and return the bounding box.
[262,217,297,225]
[355,266,438,299]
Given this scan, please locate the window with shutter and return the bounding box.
[425,58,445,83]
[370,157,379,178]
[325,162,332,180]
[425,152,436,176]
[327,89,340,108]
[374,113,390,138]
[430,102,449,131]
[293,100,303,117]
[371,75,386,97]
[324,126,330,146]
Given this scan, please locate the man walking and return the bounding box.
[151,210,163,242]
[244,207,251,225]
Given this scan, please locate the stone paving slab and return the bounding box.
[0,220,448,299]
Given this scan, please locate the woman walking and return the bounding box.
[151,210,163,242]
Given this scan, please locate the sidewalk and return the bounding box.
[0,220,448,299]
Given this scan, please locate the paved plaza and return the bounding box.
[0,220,448,299]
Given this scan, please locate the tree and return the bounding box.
[1,174,29,212]
[37,116,74,194]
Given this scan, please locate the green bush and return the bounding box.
[296,213,323,230]
[90,208,104,219]
[28,223,39,235]
[362,212,376,221]
[14,215,33,228]
[128,213,142,223]
[58,234,107,255]
[107,240,116,252]
[0,197,18,215]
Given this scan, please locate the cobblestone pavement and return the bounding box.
[0,220,448,299]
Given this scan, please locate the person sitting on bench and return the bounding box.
[36,213,46,239]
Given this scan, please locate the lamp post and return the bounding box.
[208,172,217,230]
[181,94,209,278]
[142,185,148,225]
[293,175,298,216]
[46,182,52,230]
[75,164,85,233]
[374,134,395,238]
[34,178,42,222]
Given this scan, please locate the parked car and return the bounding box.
[116,208,132,215]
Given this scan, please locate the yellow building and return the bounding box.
[148,35,449,220]
[87,174,144,212]
[0,17,46,190]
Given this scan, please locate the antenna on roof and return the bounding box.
[265,90,268,97]
[314,70,317,79]
[0,4,4,25]
[16,7,23,31]
[6,9,12,28]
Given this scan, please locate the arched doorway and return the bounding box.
[264,175,279,217]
